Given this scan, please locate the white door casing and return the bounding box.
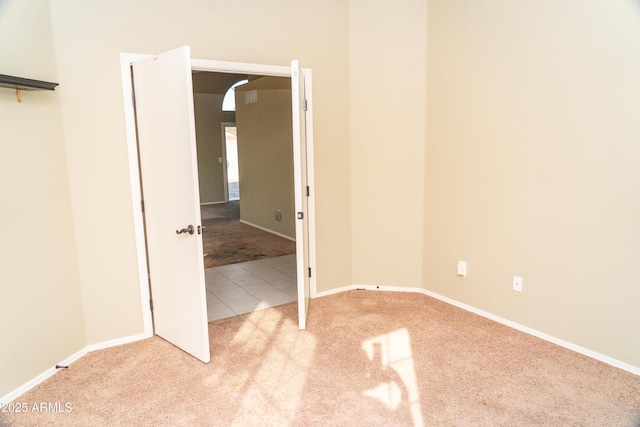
[291,60,311,329]
[132,47,210,362]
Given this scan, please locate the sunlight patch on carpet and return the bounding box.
[230,309,317,425]
[362,328,424,426]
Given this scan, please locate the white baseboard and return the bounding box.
[85,332,150,353]
[418,287,640,377]
[314,284,355,298]
[315,283,640,377]
[0,347,87,405]
[315,283,418,298]
[0,332,150,404]
[239,219,295,242]
[4,285,637,405]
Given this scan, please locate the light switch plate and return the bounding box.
[457,261,467,277]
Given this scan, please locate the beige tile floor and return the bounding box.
[205,254,298,321]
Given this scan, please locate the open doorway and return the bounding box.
[121,52,315,344]
[194,73,300,322]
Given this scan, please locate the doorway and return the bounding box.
[120,52,317,342]
[198,75,299,322]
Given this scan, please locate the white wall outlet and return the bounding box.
[457,261,467,277]
[513,276,523,292]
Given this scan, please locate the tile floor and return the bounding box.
[205,254,298,321]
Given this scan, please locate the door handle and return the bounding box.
[176,225,195,235]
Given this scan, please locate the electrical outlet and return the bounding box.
[513,276,523,292]
[275,210,282,221]
[457,261,467,277]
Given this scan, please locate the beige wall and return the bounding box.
[424,0,640,368]
[0,0,86,397]
[349,0,427,288]
[235,77,295,239]
[193,93,235,204]
[45,0,351,347]
[192,72,243,204]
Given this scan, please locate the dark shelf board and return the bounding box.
[0,74,59,91]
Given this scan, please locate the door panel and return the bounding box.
[291,60,310,330]
[133,46,210,363]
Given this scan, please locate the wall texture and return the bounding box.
[235,77,295,239]
[424,0,640,368]
[349,0,427,288]
[0,0,86,397]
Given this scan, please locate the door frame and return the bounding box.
[119,53,317,336]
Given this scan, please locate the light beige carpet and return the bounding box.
[2,291,639,426]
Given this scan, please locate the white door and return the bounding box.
[133,47,210,363]
[291,60,311,330]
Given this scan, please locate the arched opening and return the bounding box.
[222,79,248,111]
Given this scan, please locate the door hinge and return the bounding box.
[304,99,308,111]
[297,212,304,220]
[306,186,310,197]
[308,267,312,278]
[132,92,136,107]
[149,299,153,311]
[141,200,145,212]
